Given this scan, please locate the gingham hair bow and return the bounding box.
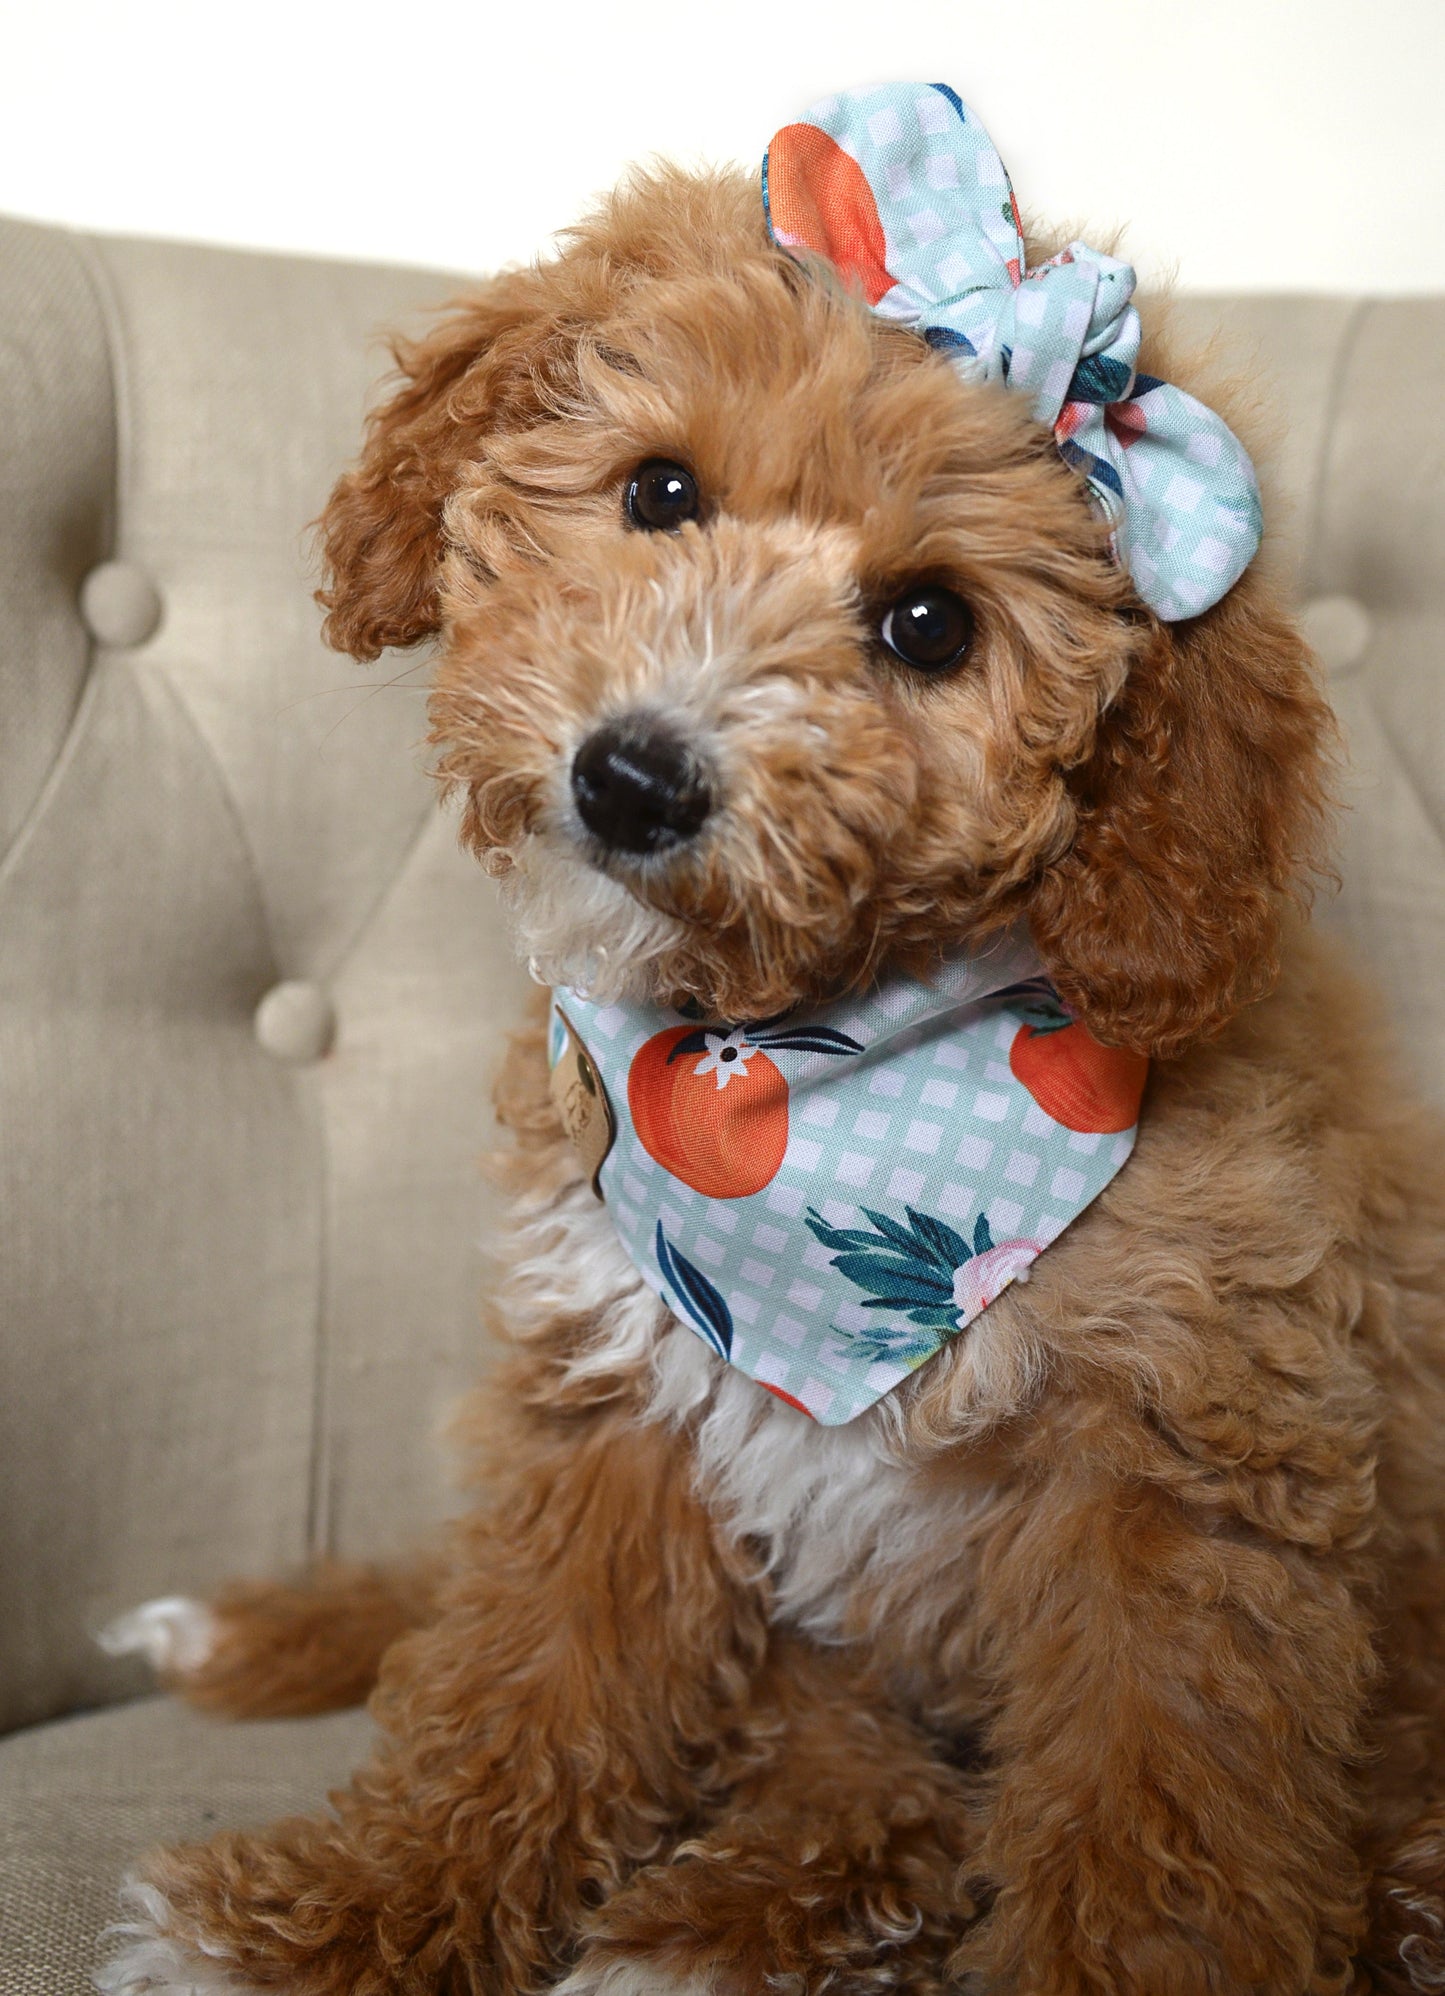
[763,83,1263,620]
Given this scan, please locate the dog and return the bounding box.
[96,85,1445,1996]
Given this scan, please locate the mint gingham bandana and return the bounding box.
[762,83,1263,621]
[549,934,1147,1424]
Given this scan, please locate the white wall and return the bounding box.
[3,0,1441,292]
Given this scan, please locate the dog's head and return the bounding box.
[318,167,1331,1059]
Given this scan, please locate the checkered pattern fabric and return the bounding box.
[552,933,1145,1424]
[763,83,1263,620]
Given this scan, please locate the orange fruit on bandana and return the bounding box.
[1008,1018,1148,1135]
[628,1017,864,1200]
[629,1026,789,1200]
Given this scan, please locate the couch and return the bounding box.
[1,209,1441,1989]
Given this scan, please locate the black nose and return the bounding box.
[570,716,712,855]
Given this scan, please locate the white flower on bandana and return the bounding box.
[693,1028,757,1090]
[951,1241,1038,1326]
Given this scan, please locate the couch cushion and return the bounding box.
[0,1698,374,1994]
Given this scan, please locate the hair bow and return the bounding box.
[763,84,1263,620]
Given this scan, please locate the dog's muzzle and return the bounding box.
[570,715,712,856]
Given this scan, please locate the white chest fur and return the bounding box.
[648,1327,935,1636]
[519,1186,972,1640]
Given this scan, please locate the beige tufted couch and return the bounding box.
[0,209,1441,1989]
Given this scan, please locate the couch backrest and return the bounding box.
[0,216,531,1731]
[1169,293,1445,1113]
[1,215,1441,1731]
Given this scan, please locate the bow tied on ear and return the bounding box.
[763,84,1263,620]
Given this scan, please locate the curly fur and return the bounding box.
[96,163,1445,1996]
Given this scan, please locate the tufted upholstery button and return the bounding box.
[253,981,336,1063]
[1299,595,1373,678]
[78,561,164,648]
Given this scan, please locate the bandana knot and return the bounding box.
[763,83,1263,621]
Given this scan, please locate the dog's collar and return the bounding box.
[548,932,1147,1423]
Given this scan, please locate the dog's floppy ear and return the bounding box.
[316,269,560,663]
[1028,570,1335,1060]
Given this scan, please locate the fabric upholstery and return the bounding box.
[0,1698,373,1994]
[1168,295,1445,1105]
[0,209,1441,1989]
[0,214,532,1739]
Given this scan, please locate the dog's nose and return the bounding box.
[570,716,712,855]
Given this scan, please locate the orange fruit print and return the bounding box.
[629,1027,788,1199]
[628,1019,863,1200]
[1008,1018,1148,1135]
[765,124,895,306]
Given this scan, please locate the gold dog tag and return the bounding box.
[549,1007,616,1199]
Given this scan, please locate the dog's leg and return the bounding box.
[952,1471,1372,1996]
[99,1558,445,1718]
[96,1409,769,1996]
[561,1638,979,1996]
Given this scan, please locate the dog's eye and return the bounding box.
[625,460,700,533]
[879,586,975,674]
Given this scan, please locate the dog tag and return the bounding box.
[549,1007,616,1198]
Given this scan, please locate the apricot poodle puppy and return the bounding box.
[97,85,1445,1996]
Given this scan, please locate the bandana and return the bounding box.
[549,934,1146,1423]
[762,83,1263,621]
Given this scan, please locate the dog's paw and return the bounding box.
[556,1954,737,1996]
[96,1597,218,1677]
[93,1881,271,1995]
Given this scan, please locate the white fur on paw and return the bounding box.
[555,1958,729,1996]
[97,1597,218,1675]
[93,1882,270,1995]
